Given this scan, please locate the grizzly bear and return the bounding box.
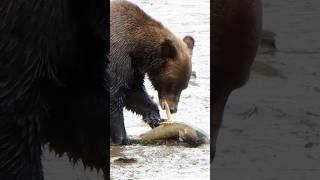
[0,1,107,179]
[110,0,195,144]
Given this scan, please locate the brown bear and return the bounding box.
[109,0,194,144]
[212,0,262,163]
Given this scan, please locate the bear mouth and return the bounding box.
[160,100,166,110]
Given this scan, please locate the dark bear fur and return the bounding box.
[0,0,107,179]
[212,0,262,163]
[110,0,194,144]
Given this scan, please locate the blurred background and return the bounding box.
[215,0,320,179]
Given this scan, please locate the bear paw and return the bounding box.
[143,111,161,128]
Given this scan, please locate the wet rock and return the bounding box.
[258,29,277,54]
[251,61,286,79]
[305,111,320,117]
[189,81,199,86]
[304,142,314,148]
[191,71,197,79]
[188,71,198,86]
[113,157,138,164]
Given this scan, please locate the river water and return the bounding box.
[110,0,210,179]
[215,0,320,179]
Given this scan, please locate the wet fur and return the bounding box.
[110,0,194,144]
[0,0,107,179]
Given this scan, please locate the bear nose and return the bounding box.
[169,105,177,114]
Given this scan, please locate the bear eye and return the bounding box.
[165,76,189,91]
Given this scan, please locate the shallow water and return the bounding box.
[110,0,210,179]
[214,0,320,179]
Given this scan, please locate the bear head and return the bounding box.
[148,35,194,114]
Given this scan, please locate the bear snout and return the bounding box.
[169,104,177,114]
[159,98,179,114]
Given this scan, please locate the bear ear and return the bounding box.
[183,36,195,50]
[161,38,177,59]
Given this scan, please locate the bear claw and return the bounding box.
[143,111,161,128]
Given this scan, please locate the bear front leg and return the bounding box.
[124,86,161,128]
[110,91,129,145]
[110,108,128,145]
[211,90,231,164]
